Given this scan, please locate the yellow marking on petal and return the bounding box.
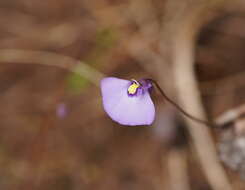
[128,83,140,94]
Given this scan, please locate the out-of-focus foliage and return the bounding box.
[66,73,88,94]
[95,27,118,51]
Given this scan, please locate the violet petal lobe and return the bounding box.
[100,77,155,126]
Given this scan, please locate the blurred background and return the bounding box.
[0,0,245,189]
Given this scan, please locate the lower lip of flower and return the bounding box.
[100,77,156,126]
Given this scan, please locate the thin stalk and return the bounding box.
[148,79,217,128]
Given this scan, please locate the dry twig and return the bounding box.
[159,1,232,190]
[0,49,104,86]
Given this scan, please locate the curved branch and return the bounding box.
[159,1,232,190]
[0,49,105,86]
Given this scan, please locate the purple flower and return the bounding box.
[56,103,67,118]
[100,77,155,126]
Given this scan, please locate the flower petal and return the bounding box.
[100,77,155,126]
